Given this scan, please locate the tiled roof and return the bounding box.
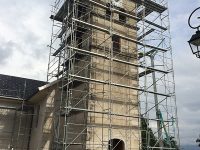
[0,74,47,100]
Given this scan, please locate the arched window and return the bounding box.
[108,138,125,150]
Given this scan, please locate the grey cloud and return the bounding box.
[21,30,49,59]
[182,145,200,150]
[184,103,200,112]
[168,0,200,146]
[0,0,51,60]
[0,0,51,81]
[0,40,17,64]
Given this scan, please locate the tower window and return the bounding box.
[106,3,111,18]
[108,139,125,150]
[119,14,126,23]
[112,35,120,52]
[78,4,86,18]
[119,8,126,23]
[77,37,83,49]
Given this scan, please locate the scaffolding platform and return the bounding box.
[52,43,65,56]
[50,1,68,22]
[137,7,153,18]
[137,28,155,41]
[134,0,167,13]
[139,69,155,78]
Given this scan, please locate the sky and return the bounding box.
[168,0,200,149]
[0,0,200,149]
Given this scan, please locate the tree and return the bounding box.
[141,117,179,150]
[196,137,200,147]
[141,117,159,150]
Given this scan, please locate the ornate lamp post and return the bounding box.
[188,7,200,58]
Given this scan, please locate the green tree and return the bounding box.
[196,138,200,147]
[141,117,179,150]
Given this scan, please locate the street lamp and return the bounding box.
[188,30,200,58]
[188,7,200,58]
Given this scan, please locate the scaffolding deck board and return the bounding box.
[52,43,65,56]
[139,69,155,78]
[137,28,155,41]
[52,0,167,31]
[137,8,153,18]
[133,0,167,13]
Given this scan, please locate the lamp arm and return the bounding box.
[188,7,200,30]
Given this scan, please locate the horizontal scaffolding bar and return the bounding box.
[61,107,173,122]
[91,12,139,31]
[89,0,138,20]
[0,95,23,101]
[53,43,65,56]
[137,28,155,41]
[72,18,168,52]
[137,8,153,18]
[0,106,16,110]
[132,0,167,13]
[81,123,138,130]
[144,19,167,31]
[67,45,169,74]
[51,0,167,31]
[139,69,155,78]
[68,74,170,97]
[89,0,167,31]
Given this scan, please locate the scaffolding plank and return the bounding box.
[137,28,155,41]
[55,68,66,78]
[138,49,158,59]
[50,1,68,22]
[52,43,65,56]
[58,27,66,38]
[144,19,167,31]
[61,53,85,67]
[132,0,167,13]
[139,69,154,78]
[50,15,63,22]
[137,8,153,18]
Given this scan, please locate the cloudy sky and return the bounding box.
[0,0,200,149]
[169,0,200,149]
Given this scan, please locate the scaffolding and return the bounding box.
[0,75,46,150]
[0,88,33,150]
[47,0,179,149]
